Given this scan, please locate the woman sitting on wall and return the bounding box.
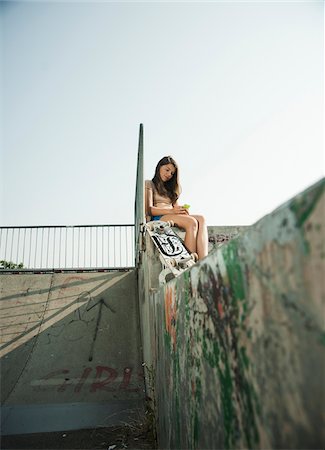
[145,156,208,260]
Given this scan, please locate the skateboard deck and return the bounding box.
[146,220,197,282]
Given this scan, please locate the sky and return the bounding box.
[1,0,324,227]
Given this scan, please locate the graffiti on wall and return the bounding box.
[153,179,325,450]
[208,233,237,245]
[164,286,177,350]
[31,366,142,393]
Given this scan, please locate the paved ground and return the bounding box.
[1,424,157,450]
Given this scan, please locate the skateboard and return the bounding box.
[146,220,198,282]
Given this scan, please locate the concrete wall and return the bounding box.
[1,271,145,434]
[137,225,244,389]
[138,178,325,449]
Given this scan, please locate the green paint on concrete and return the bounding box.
[193,410,200,447]
[195,376,202,403]
[193,377,202,448]
[214,341,220,366]
[237,350,260,448]
[183,269,191,286]
[289,179,324,227]
[173,353,180,381]
[303,239,311,255]
[241,378,260,448]
[246,327,253,339]
[240,346,250,369]
[222,240,246,301]
[202,334,220,369]
[174,393,181,450]
[319,332,325,346]
[218,356,235,450]
[164,331,171,350]
[140,179,324,450]
[184,292,191,323]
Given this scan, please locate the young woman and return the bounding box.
[145,156,208,260]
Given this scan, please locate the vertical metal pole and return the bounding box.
[9,228,14,262]
[125,226,128,267]
[22,228,26,266]
[107,226,110,267]
[134,123,144,267]
[28,229,32,268]
[132,226,135,264]
[102,226,104,267]
[34,228,38,268]
[78,227,80,268]
[72,227,75,268]
[119,226,122,267]
[96,226,98,268]
[89,228,93,267]
[114,226,116,267]
[83,227,87,267]
[16,228,21,265]
[53,228,56,268]
[46,228,50,268]
[65,227,68,269]
[40,228,44,268]
[4,228,8,261]
[59,228,62,268]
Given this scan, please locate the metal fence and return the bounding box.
[0,225,135,271]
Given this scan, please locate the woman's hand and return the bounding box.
[172,205,189,215]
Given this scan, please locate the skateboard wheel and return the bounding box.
[170,258,177,267]
[191,253,199,262]
[178,260,188,269]
[147,223,154,231]
[168,220,174,227]
[157,223,166,234]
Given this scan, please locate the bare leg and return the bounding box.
[191,215,208,260]
[160,215,198,255]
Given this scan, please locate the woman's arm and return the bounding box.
[150,205,189,216]
[145,180,154,221]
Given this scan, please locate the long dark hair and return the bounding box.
[152,156,181,205]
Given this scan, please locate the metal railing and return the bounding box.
[0,224,135,271]
[134,123,145,267]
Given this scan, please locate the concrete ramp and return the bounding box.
[138,178,325,450]
[0,271,144,435]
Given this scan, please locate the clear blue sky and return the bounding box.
[1,1,324,226]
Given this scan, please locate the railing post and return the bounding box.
[134,123,145,267]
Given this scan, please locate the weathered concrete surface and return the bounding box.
[207,225,247,254]
[137,225,244,390]
[139,178,325,449]
[0,271,145,434]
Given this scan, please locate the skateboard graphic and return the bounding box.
[146,220,198,282]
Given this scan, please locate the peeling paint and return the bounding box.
[164,286,177,351]
[139,178,325,450]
